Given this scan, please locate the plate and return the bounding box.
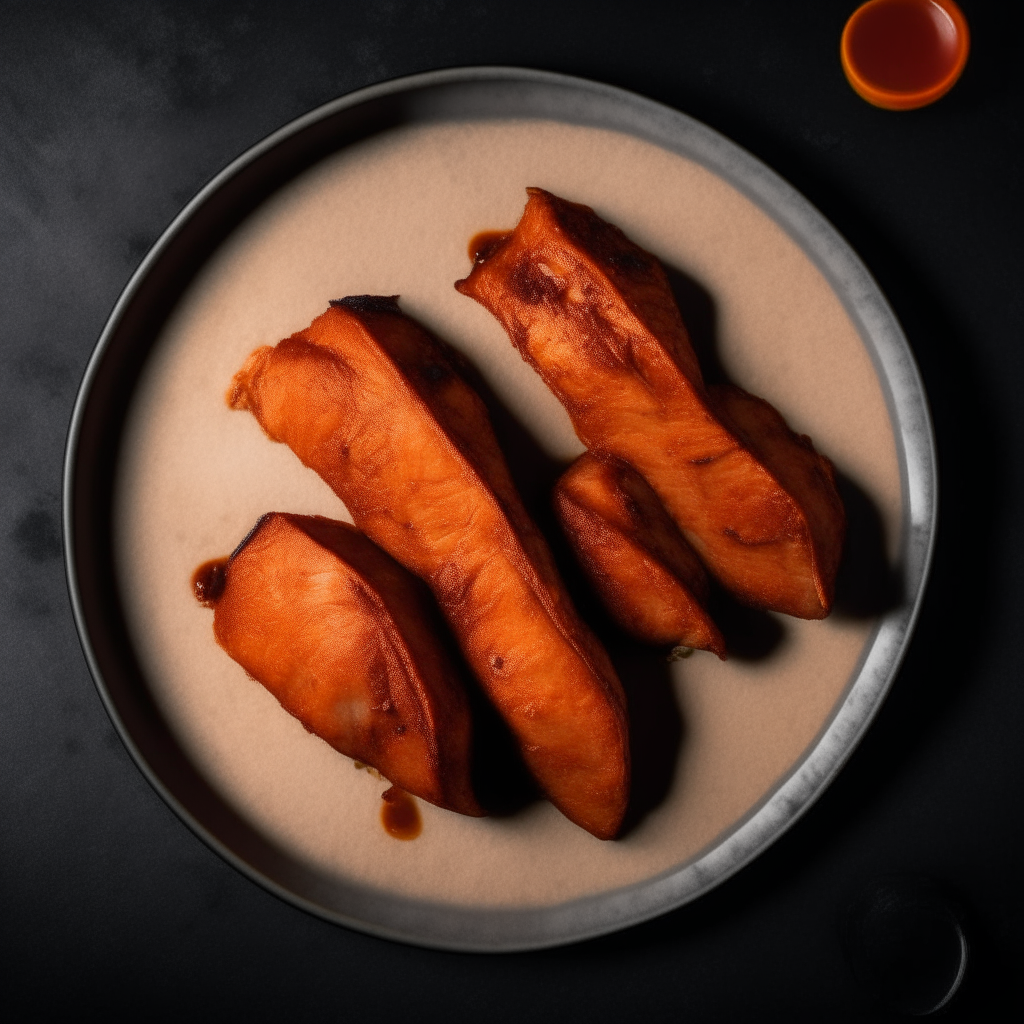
[63,67,936,952]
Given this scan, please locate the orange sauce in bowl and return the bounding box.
[841,0,969,110]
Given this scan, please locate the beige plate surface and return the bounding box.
[66,69,935,950]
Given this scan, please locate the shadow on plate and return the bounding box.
[454,355,686,829]
[665,262,901,623]
[445,255,902,829]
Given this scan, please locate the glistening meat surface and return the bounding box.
[456,189,846,619]
[555,453,726,656]
[229,298,630,839]
[203,512,481,815]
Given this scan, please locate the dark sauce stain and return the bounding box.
[381,786,422,840]
[468,230,510,265]
[192,558,228,607]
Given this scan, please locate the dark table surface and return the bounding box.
[2,1,1020,1019]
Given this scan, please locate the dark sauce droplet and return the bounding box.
[192,558,228,606]
[468,230,511,265]
[381,786,422,840]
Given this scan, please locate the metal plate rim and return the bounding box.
[63,65,938,953]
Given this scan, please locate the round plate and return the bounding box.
[63,67,936,952]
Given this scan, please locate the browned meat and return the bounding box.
[200,513,481,815]
[228,298,630,839]
[455,188,845,619]
[555,453,725,656]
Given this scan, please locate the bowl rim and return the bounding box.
[840,0,971,111]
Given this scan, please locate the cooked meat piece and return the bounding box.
[199,512,482,815]
[228,298,629,839]
[555,453,726,656]
[455,188,845,618]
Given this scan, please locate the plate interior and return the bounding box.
[66,70,934,951]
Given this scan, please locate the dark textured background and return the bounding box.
[1,1,1020,1019]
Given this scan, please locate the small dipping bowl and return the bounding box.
[841,0,970,110]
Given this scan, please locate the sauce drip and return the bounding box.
[468,230,510,265]
[192,558,228,606]
[380,786,422,840]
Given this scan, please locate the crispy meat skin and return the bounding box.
[210,513,481,815]
[556,453,726,656]
[455,189,846,618]
[229,300,629,839]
